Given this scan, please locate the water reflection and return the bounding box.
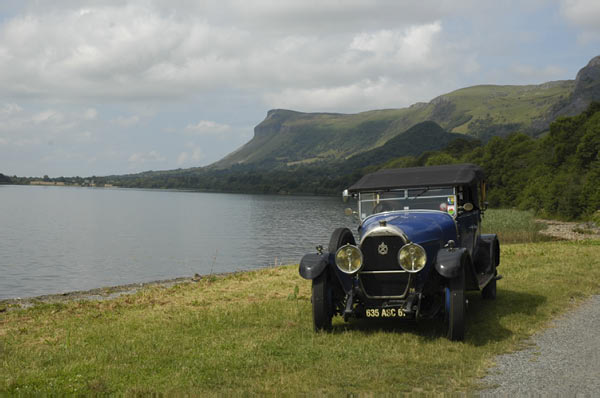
[0,185,355,299]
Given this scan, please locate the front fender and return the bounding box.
[435,247,468,279]
[299,253,333,280]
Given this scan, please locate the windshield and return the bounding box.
[358,187,456,219]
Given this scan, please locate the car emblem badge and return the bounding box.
[378,242,388,255]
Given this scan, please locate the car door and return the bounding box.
[456,210,479,257]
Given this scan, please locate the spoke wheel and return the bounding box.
[312,272,332,331]
[445,269,465,341]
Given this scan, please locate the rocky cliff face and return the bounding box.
[553,56,600,118]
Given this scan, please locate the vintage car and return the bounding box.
[299,163,500,340]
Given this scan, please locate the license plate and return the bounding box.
[365,307,406,318]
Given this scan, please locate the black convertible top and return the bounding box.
[348,163,485,192]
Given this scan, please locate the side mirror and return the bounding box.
[463,202,474,212]
[342,189,350,203]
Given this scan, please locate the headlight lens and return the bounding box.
[398,243,427,273]
[335,244,363,274]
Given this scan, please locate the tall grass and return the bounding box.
[481,208,549,244]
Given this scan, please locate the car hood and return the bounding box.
[360,211,457,245]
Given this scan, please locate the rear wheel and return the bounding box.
[445,268,465,341]
[312,272,332,331]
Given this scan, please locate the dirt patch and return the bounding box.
[537,219,600,241]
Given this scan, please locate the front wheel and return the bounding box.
[445,269,465,341]
[312,272,332,331]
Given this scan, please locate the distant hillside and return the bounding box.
[0,173,11,184]
[341,121,476,170]
[214,55,600,169]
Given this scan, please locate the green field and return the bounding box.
[1,210,599,394]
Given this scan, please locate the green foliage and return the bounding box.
[473,102,600,219]
[425,152,460,166]
[0,173,11,184]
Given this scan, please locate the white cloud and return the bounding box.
[350,23,442,67]
[83,108,97,120]
[32,110,64,124]
[560,0,600,42]
[76,131,94,142]
[0,103,23,115]
[185,120,231,135]
[265,78,411,112]
[176,152,188,165]
[128,150,166,164]
[0,2,467,110]
[176,146,204,166]
[111,115,140,127]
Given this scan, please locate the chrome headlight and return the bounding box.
[335,244,363,274]
[398,243,427,273]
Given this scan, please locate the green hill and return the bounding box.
[341,121,476,170]
[214,56,600,168]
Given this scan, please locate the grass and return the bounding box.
[482,208,550,243]
[1,211,599,394]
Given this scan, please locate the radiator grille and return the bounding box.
[360,235,409,297]
[359,273,410,298]
[361,236,405,271]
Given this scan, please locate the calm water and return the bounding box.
[0,185,354,299]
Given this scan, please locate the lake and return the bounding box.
[0,185,354,300]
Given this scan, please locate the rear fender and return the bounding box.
[475,234,500,270]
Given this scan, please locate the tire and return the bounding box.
[328,227,356,253]
[310,227,355,332]
[445,268,465,341]
[482,277,496,300]
[312,272,332,331]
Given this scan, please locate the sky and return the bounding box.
[0,0,599,178]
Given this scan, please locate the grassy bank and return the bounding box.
[2,237,600,394]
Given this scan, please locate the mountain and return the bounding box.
[341,121,476,170]
[214,55,600,169]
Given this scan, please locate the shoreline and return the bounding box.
[0,274,204,308]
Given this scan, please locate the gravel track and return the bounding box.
[479,220,600,396]
[479,295,600,396]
